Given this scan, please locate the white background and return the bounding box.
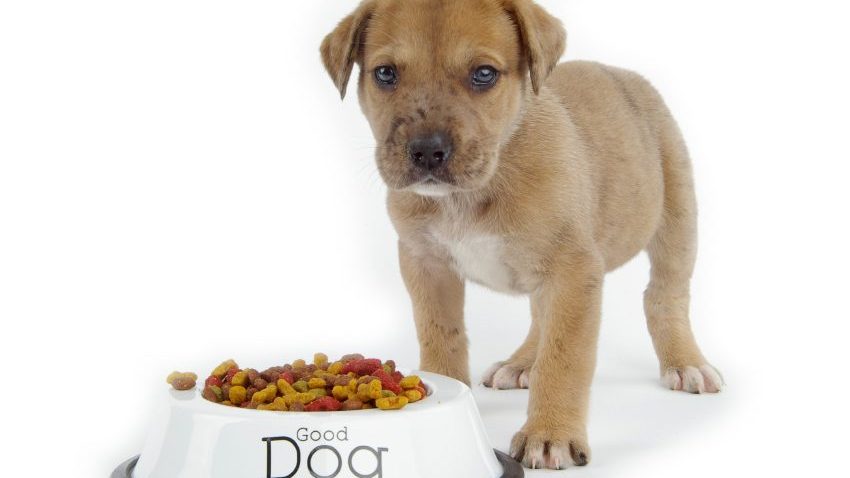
[1,1,849,476]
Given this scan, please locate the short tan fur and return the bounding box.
[322,0,722,469]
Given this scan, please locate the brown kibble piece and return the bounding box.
[342,399,364,411]
[167,371,197,391]
[171,376,196,391]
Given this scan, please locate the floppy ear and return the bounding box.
[320,0,376,100]
[503,0,566,94]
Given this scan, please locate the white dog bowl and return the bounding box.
[113,371,522,478]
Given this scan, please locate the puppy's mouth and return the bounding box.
[406,175,455,197]
[376,142,497,196]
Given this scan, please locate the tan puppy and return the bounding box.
[322,0,722,469]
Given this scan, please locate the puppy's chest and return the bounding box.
[429,228,533,294]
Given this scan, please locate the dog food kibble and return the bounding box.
[314,353,329,369]
[193,354,427,412]
[375,395,409,410]
[166,372,198,391]
[305,396,343,412]
[403,389,424,402]
[341,358,383,375]
[229,385,247,405]
[212,359,237,378]
[231,371,248,387]
[341,353,365,362]
[399,375,421,390]
[373,369,404,395]
[342,398,364,411]
[203,385,223,402]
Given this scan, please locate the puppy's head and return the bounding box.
[321,0,565,196]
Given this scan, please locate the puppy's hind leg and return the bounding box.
[644,123,723,394]
[482,302,540,389]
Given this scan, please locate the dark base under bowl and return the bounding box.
[110,456,138,478]
[495,450,525,478]
[112,450,524,478]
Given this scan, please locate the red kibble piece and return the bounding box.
[341,359,382,375]
[225,367,240,382]
[373,369,402,395]
[280,371,295,385]
[205,376,222,388]
[391,371,404,383]
[305,396,343,412]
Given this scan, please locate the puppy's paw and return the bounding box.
[481,361,532,389]
[662,364,724,393]
[510,424,590,470]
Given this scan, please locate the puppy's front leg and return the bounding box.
[511,252,603,469]
[398,240,470,385]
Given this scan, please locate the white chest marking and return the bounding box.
[434,233,515,293]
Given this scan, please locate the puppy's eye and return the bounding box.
[471,65,499,90]
[374,65,398,87]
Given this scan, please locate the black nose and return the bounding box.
[408,132,452,171]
